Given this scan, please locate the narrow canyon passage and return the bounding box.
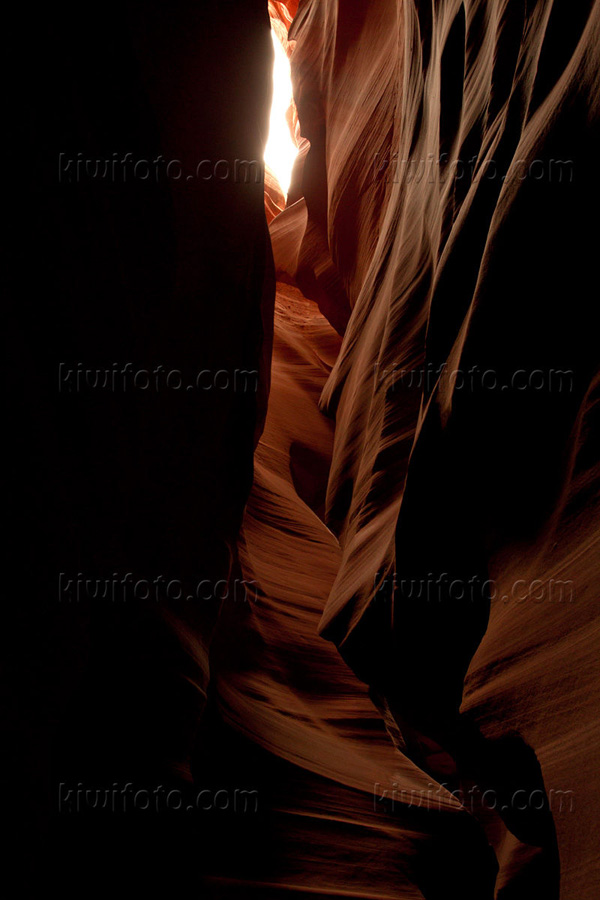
[200,1,600,896]
[12,1,599,898]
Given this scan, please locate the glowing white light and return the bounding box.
[264,30,298,199]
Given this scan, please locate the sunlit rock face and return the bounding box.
[263,163,286,223]
[264,2,310,220]
[221,1,600,897]
[265,28,299,201]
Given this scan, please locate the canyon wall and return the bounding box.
[9,0,275,888]
[11,1,599,896]
[219,1,600,896]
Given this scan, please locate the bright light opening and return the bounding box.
[264,29,298,200]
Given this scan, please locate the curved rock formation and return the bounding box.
[216,0,600,896]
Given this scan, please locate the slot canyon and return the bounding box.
[8,1,600,897]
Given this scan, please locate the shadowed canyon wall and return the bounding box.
[8,0,275,889]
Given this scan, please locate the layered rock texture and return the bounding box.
[216,1,600,897]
